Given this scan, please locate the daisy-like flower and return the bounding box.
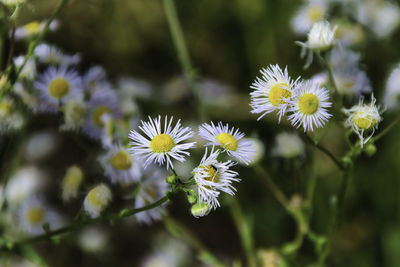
[82,89,120,140]
[288,81,332,132]
[272,132,305,159]
[13,55,37,80]
[61,165,84,202]
[297,21,337,68]
[192,148,239,210]
[15,20,59,40]
[291,0,328,35]
[83,66,112,94]
[99,145,142,185]
[34,43,80,67]
[129,115,196,170]
[18,197,60,235]
[198,121,255,165]
[0,97,24,133]
[135,167,169,224]
[343,94,382,146]
[34,66,83,112]
[60,99,87,131]
[83,184,112,218]
[250,65,300,121]
[384,64,400,110]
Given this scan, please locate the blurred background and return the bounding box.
[2,0,400,266]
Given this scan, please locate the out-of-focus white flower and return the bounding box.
[343,94,382,146]
[244,138,265,165]
[135,167,169,224]
[5,166,47,207]
[192,148,239,210]
[197,78,234,107]
[0,97,24,133]
[297,21,337,68]
[288,81,332,132]
[291,0,328,34]
[14,82,39,112]
[24,131,58,162]
[250,65,300,121]
[14,55,37,80]
[83,66,112,94]
[18,197,61,235]
[117,77,152,99]
[15,20,59,40]
[62,165,84,202]
[334,20,365,47]
[99,145,142,185]
[78,226,109,253]
[83,184,112,218]
[129,116,196,170]
[356,0,400,39]
[384,64,400,110]
[34,66,83,113]
[272,132,305,159]
[60,100,87,131]
[34,43,80,67]
[199,122,255,165]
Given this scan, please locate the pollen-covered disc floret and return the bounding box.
[250,65,300,121]
[193,148,239,210]
[99,145,142,185]
[34,66,83,112]
[343,95,382,146]
[129,115,196,169]
[288,80,332,132]
[199,121,255,165]
[83,184,112,218]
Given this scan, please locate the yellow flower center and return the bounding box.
[150,134,175,153]
[64,166,83,189]
[23,21,41,35]
[269,83,291,107]
[0,102,13,116]
[87,188,103,207]
[26,207,44,225]
[111,151,132,170]
[307,7,325,22]
[92,106,111,127]
[200,165,219,183]
[353,111,375,130]
[217,133,238,151]
[48,78,70,99]
[299,93,319,115]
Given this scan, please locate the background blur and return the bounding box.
[2,0,400,266]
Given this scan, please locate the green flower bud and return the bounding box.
[186,189,197,204]
[191,202,211,218]
[364,143,377,157]
[166,175,178,184]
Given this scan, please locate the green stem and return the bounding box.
[321,54,338,92]
[304,134,344,171]
[374,114,400,141]
[164,216,227,267]
[3,195,170,247]
[230,199,256,267]
[161,0,205,120]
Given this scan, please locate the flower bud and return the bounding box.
[190,202,211,218]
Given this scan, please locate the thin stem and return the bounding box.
[321,54,338,92]
[10,195,170,245]
[161,0,205,120]
[230,199,256,267]
[164,216,227,267]
[374,114,400,141]
[304,134,344,171]
[254,164,290,209]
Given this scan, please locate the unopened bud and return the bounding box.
[364,143,376,157]
[191,202,211,218]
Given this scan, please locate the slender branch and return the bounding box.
[374,114,400,141]
[304,134,344,171]
[321,54,338,92]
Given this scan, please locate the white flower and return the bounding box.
[244,138,265,166]
[291,0,328,34]
[5,166,47,207]
[129,115,196,170]
[34,43,80,67]
[78,226,109,253]
[24,131,58,162]
[60,99,87,131]
[384,64,400,110]
[297,21,337,68]
[15,20,59,40]
[34,66,83,113]
[288,80,332,132]
[250,65,300,121]
[334,20,365,47]
[82,89,120,140]
[135,167,169,224]
[343,94,382,146]
[117,77,152,99]
[14,82,39,112]
[272,132,305,159]
[62,165,84,202]
[198,121,255,165]
[14,55,37,80]
[83,66,112,93]
[18,197,61,235]
[0,97,24,133]
[83,184,112,218]
[99,145,142,185]
[192,148,239,210]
